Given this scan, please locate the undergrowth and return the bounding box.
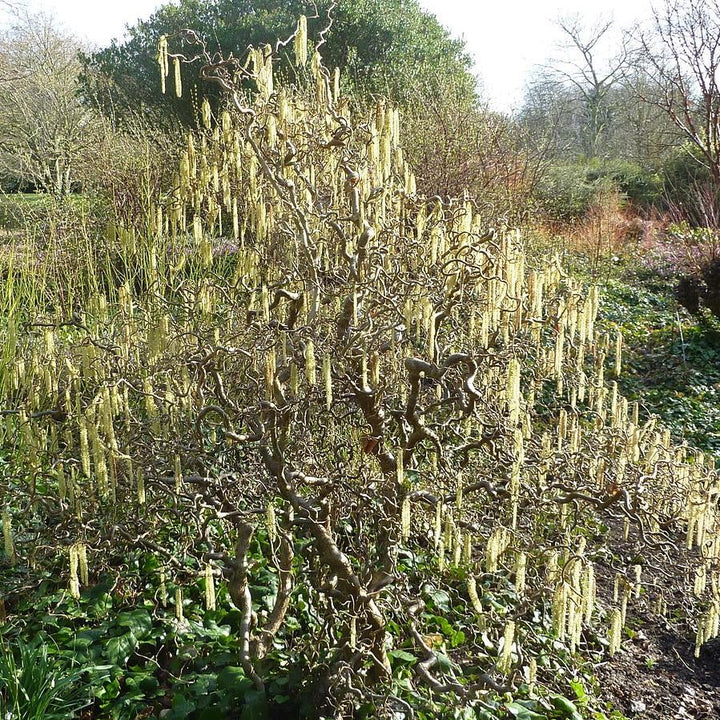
[597,270,720,458]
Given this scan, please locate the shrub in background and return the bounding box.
[656,225,720,319]
[661,144,715,223]
[403,81,544,223]
[535,160,663,224]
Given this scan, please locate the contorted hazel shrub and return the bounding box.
[2,13,719,717]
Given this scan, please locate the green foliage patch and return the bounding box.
[598,277,720,456]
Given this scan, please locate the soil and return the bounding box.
[595,617,720,719]
[590,527,720,720]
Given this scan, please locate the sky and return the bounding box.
[33,0,656,112]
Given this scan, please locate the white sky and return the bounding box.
[33,0,656,112]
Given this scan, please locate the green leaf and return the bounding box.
[570,678,588,706]
[94,676,121,702]
[454,707,477,719]
[423,584,451,611]
[477,711,501,720]
[550,694,583,720]
[104,631,138,665]
[167,694,196,719]
[435,652,457,672]
[389,649,417,663]
[115,609,153,638]
[217,666,251,699]
[67,635,96,651]
[506,701,546,720]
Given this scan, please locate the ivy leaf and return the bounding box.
[422,584,451,612]
[505,702,545,720]
[115,609,153,638]
[389,649,417,663]
[550,694,583,720]
[105,631,138,665]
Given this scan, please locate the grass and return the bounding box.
[0,193,96,233]
[0,638,97,720]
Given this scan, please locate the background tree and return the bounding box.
[0,6,95,195]
[524,15,631,161]
[520,71,586,161]
[637,0,720,189]
[519,15,684,221]
[603,71,679,166]
[81,0,476,129]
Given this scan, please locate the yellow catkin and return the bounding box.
[294,15,308,67]
[620,582,630,628]
[498,620,516,674]
[438,538,446,570]
[266,502,277,543]
[608,607,623,656]
[305,340,316,386]
[462,533,472,564]
[634,564,642,599]
[157,35,168,94]
[453,527,462,566]
[506,357,521,426]
[486,527,510,573]
[467,575,484,614]
[205,564,216,611]
[427,310,436,359]
[69,545,80,599]
[552,582,567,639]
[159,569,167,607]
[79,418,91,477]
[528,657,537,694]
[174,56,182,97]
[400,495,411,542]
[202,97,211,129]
[2,508,15,565]
[175,588,184,622]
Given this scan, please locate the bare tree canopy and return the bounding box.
[543,14,632,159]
[639,0,720,185]
[0,5,94,194]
